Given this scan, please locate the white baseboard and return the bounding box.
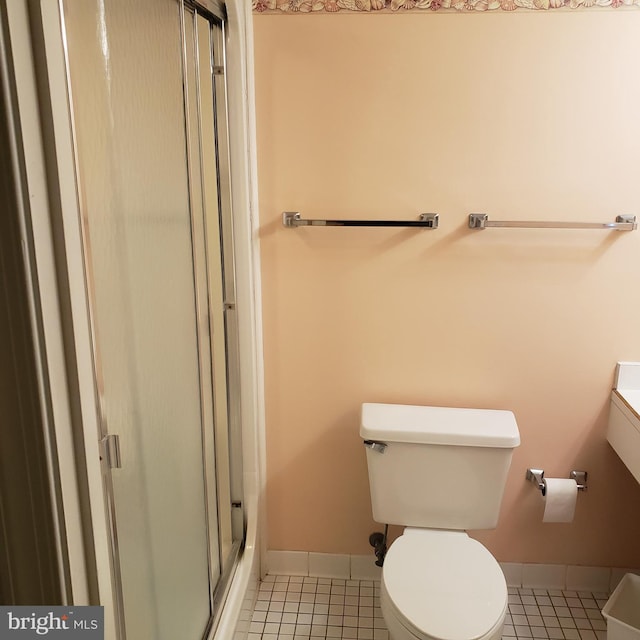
[266,550,639,592]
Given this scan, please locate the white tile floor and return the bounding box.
[249,575,610,640]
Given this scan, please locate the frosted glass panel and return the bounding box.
[63,1,211,638]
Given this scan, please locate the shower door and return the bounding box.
[61,1,239,638]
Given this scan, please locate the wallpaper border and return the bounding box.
[253,0,639,13]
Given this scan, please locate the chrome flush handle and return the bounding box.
[363,440,387,454]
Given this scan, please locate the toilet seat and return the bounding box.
[381,529,508,640]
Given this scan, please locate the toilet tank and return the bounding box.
[360,403,520,530]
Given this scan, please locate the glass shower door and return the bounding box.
[62,0,220,637]
[183,5,237,578]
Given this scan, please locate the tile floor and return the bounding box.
[248,575,610,640]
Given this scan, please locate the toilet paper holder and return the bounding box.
[526,468,588,496]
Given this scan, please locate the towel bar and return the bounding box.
[469,214,636,231]
[283,212,439,229]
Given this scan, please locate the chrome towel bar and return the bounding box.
[283,212,439,229]
[469,213,636,231]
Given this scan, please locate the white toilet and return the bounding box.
[360,402,520,640]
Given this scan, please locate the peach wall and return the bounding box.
[254,11,640,567]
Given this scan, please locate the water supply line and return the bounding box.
[369,524,388,567]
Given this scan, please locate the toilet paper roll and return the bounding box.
[542,478,578,523]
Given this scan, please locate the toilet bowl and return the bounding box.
[380,529,508,640]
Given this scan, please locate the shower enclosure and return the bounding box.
[57,0,248,637]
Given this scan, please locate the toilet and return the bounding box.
[360,402,520,640]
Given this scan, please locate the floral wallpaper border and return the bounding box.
[253,0,639,12]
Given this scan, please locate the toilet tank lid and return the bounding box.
[360,403,520,448]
